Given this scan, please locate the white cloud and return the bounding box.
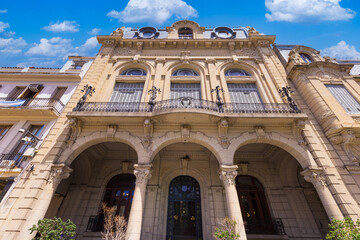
[43,21,80,33]
[76,37,98,52]
[24,36,99,66]
[107,0,198,24]
[88,28,101,35]
[0,37,27,54]
[265,0,356,22]
[26,37,73,58]
[0,22,10,33]
[321,41,360,60]
[0,10,7,14]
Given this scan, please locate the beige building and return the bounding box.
[1,20,360,240]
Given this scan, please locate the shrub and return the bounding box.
[214,217,240,240]
[326,217,360,240]
[101,203,127,240]
[29,217,76,240]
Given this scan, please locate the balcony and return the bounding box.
[0,98,65,118]
[0,154,27,177]
[68,98,306,126]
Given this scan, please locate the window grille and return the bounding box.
[170,83,201,99]
[110,83,144,102]
[228,83,262,103]
[326,85,360,114]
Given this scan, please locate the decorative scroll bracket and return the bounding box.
[48,163,73,187]
[301,167,327,188]
[142,119,153,148]
[292,120,306,145]
[67,118,82,145]
[218,119,230,149]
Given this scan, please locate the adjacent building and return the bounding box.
[1,20,360,240]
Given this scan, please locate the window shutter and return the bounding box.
[326,85,360,114]
[170,83,201,99]
[228,83,262,103]
[110,83,144,102]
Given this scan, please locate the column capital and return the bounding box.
[134,164,152,184]
[219,165,238,186]
[301,166,327,188]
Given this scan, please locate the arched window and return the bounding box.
[236,175,274,234]
[120,68,146,76]
[172,68,199,76]
[225,68,251,77]
[178,27,193,39]
[102,174,136,219]
[299,53,313,63]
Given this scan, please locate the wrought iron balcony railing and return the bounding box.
[0,154,27,168]
[73,98,301,114]
[0,98,65,114]
[245,218,286,235]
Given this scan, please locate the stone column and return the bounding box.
[219,165,247,239]
[126,164,152,240]
[301,167,343,219]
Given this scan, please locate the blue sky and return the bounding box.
[0,0,359,68]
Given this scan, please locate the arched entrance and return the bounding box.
[236,175,273,234]
[166,175,202,240]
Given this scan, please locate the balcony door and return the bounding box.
[236,175,274,234]
[170,83,201,108]
[110,82,144,111]
[166,175,202,240]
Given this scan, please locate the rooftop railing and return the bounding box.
[0,98,65,114]
[73,97,301,114]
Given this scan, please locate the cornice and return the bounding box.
[97,35,276,50]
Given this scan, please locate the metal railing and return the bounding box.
[245,218,286,235]
[0,154,27,168]
[0,98,65,114]
[73,98,301,114]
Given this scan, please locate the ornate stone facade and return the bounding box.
[1,20,360,240]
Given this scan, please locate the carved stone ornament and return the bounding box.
[102,39,116,47]
[48,164,73,186]
[134,164,152,185]
[255,126,266,138]
[107,125,117,138]
[218,119,230,149]
[342,130,358,163]
[292,120,306,145]
[301,167,327,188]
[257,40,270,47]
[142,119,153,148]
[136,42,143,52]
[67,118,82,145]
[181,125,191,139]
[111,28,124,37]
[246,26,259,36]
[219,165,238,186]
[180,51,191,64]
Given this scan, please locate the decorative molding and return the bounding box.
[318,109,336,124]
[301,167,327,188]
[134,164,152,185]
[329,129,360,163]
[102,40,116,47]
[292,120,306,145]
[107,125,117,138]
[257,40,270,47]
[218,118,230,149]
[142,119,153,148]
[181,125,191,140]
[219,165,238,186]
[67,118,82,145]
[48,164,73,186]
[255,126,266,138]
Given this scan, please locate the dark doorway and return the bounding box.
[166,175,202,240]
[236,175,275,234]
[90,174,135,232]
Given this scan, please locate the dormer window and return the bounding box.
[178,27,193,39]
[172,69,198,76]
[71,61,86,70]
[120,68,146,76]
[300,53,313,63]
[225,69,251,77]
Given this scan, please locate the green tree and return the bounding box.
[213,217,240,240]
[326,217,360,240]
[29,217,76,240]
